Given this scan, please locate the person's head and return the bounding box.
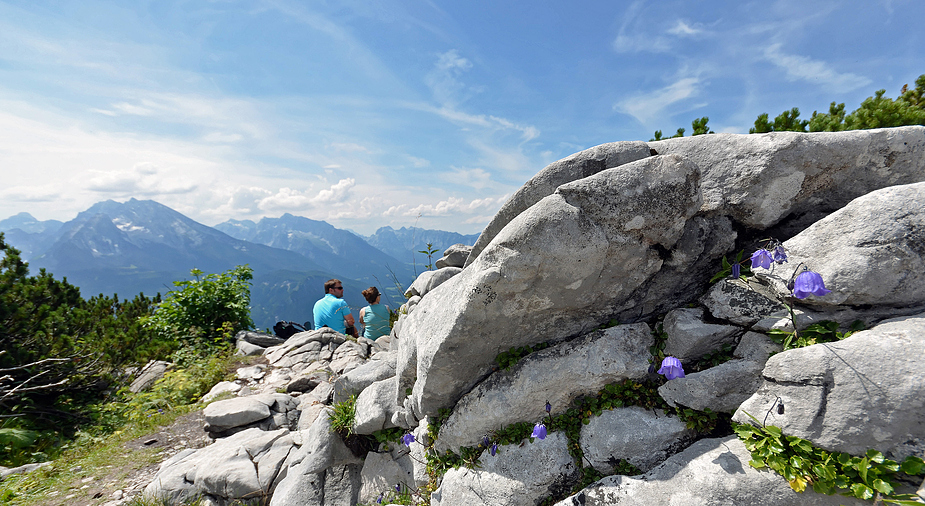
[324,279,344,297]
[362,286,380,304]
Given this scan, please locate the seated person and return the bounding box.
[313,279,357,337]
[359,286,391,340]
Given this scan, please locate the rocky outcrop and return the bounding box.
[140,128,925,506]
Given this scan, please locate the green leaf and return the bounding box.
[857,457,869,484]
[850,483,874,500]
[790,456,804,469]
[812,480,833,495]
[900,455,925,475]
[763,425,783,438]
[748,459,766,469]
[872,478,893,495]
[867,449,885,463]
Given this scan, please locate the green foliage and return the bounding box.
[417,243,441,272]
[329,395,357,437]
[735,418,925,502]
[1,233,163,464]
[649,322,669,366]
[691,116,713,135]
[142,266,254,348]
[688,343,736,373]
[710,250,752,283]
[809,102,847,132]
[494,342,550,370]
[371,427,406,446]
[749,107,808,133]
[767,320,864,351]
[676,407,720,433]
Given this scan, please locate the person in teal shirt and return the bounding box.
[313,279,357,337]
[359,286,391,340]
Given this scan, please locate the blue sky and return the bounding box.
[0,0,922,235]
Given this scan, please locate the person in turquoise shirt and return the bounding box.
[313,279,357,337]
[359,286,391,340]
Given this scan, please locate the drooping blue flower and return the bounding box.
[772,245,788,264]
[731,262,741,278]
[401,433,415,447]
[792,271,831,299]
[490,442,498,456]
[396,484,402,493]
[531,423,547,440]
[750,249,773,270]
[657,356,685,380]
[482,436,490,448]
[377,492,383,504]
[545,401,552,414]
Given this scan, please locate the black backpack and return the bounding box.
[273,321,308,339]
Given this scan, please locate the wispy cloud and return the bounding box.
[615,76,702,126]
[763,44,872,93]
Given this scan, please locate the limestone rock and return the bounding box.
[761,182,925,311]
[658,332,781,413]
[734,313,925,461]
[353,376,401,434]
[265,328,346,371]
[144,428,295,505]
[466,140,652,266]
[129,360,173,393]
[401,154,703,417]
[555,436,865,506]
[650,126,925,230]
[436,324,652,453]
[435,243,472,269]
[431,432,578,506]
[701,278,786,326]
[332,352,396,404]
[662,307,741,362]
[406,267,462,298]
[579,407,695,473]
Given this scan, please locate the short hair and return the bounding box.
[324,279,342,294]
[362,286,380,304]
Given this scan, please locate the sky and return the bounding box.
[0,0,922,235]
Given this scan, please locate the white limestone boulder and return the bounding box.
[734,313,925,461]
[400,153,703,418]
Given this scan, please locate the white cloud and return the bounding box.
[667,20,703,36]
[615,77,702,126]
[763,44,872,93]
[425,49,475,107]
[383,195,505,218]
[202,132,244,143]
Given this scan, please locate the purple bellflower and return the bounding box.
[401,433,415,447]
[731,262,741,278]
[792,270,831,299]
[531,423,547,440]
[490,442,498,456]
[657,356,685,380]
[545,401,552,414]
[377,493,383,504]
[750,249,773,270]
[772,245,788,264]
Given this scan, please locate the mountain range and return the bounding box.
[0,200,480,330]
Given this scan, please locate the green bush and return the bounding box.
[142,266,254,348]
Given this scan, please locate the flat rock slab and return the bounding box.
[437,324,652,453]
[580,407,694,473]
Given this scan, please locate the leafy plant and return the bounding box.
[710,250,751,283]
[329,395,357,437]
[417,243,441,272]
[142,266,254,348]
[735,414,925,502]
[767,320,864,351]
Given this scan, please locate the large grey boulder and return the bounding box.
[466,141,652,266]
[554,436,865,506]
[265,328,346,371]
[288,407,364,476]
[436,324,652,453]
[658,332,781,413]
[357,451,414,505]
[650,126,925,230]
[579,407,695,473]
[144,428,295,505]
[734,313,925,461]
[761,182,925,311]
[401,154,703,417]
[431,432,579,506]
